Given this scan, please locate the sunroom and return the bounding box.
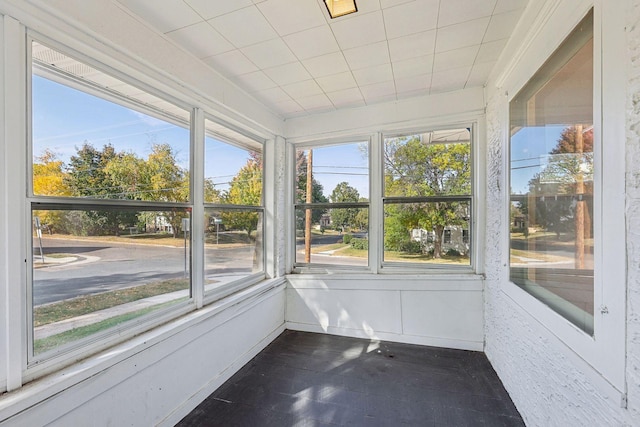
[0,0,638,425]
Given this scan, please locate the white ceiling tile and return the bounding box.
[494,0,528,15]
[273,99,304,115]
[117,0,202,33]
[353,63,393,86]
[253,86,292,104]
[476,39,507,63]
[297,93,334,110]
[343,41,390,70]
[380,0,414,9]
[466,61,495,87]
[316,71,357,92]
[350,0,381,14]
[282,79,324,99]
[166,22,234,58]
[388,30,436,61]
[330,11,386,50]
[203,50,258,77]
[263,62,312,86]
[302,52,349,78]
[430,65,470,93]
[258,0,326,36]
[360,80,396,102]
[435,17,490,52]
[484,10,521,43]
[209,7,278,48]
[395,73,430,94]
[233,70,277,91]
[184,0,253,20]
[396,87,430,99]
[383,0,439,39]
[241,38,297,68]
[392,55,433,79]
[284,25,339,60]
[437,0,496,28]
[326,87,365,108]
[432,45,479,72]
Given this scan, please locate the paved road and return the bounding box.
[33,237,256,305]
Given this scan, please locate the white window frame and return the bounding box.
[500,1,626,398]
[26,34,198,374]
[202,114,267,305]
[290,136,372,273]
[289,122,480,275]
[380,124,476,273]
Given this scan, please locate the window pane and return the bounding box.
[204,208,263,292]
[294,142,369,268]
[32,44,191,202]
[295,143,369,203]
[509,10,594,334]
[384,129,471,197]
[32,207,191,356]
[383,201,470,265]
[204,120,262,205]
[295,207,368,267]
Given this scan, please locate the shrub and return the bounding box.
[350,238,368,250]
[446,248,462,257]
[342,234,353,244]
[397,240,422,254]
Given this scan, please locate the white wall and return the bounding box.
[483,0,640,425]
[286,275,484,351]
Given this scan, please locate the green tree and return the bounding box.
[329,182,360,230]
[354,197,369,231]
[384,136,470,258]
[145,143,189,237]
[221,153,262,236]
[66,142,136,235]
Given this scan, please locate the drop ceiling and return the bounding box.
[115,0,528,119]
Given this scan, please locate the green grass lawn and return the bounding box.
[33,298,188,354]
[34,278,189,327]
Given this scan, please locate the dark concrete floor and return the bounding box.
[177,330,524,426]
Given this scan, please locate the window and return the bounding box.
[203,118,264,295]
[509,10,594,334]
[294,142,369,268]
[383,129,472,267]
[30,40,193,360]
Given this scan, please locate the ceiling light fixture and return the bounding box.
[324,0,357,19]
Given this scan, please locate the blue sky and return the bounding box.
[301,143,369,200]
[33,75,249,192]
[510,125,566,194]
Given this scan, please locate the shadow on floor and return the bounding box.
[177,330,523,426]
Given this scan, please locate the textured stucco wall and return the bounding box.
[625,0,640,423]
[483,1,640,425]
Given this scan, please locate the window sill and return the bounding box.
[286,272,483,291]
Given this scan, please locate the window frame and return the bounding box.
[289,124,478,274]
[500,2,626,395]
[202,114,267,304]
[291,138,371,272]
[26,35,197,369]
[379,125,476,273]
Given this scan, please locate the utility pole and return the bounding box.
[305,150,313,263]
[575,125,585,269]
